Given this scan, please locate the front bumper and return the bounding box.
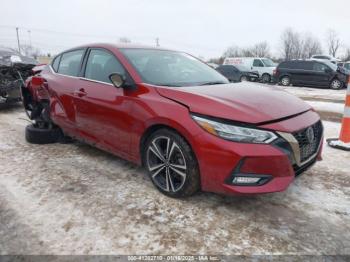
[193,110,323,195]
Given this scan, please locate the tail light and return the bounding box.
[31,76,45,86]
[273,69,277,76]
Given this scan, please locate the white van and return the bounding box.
[223,57,276,82]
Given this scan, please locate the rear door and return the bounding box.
[73,48,134,157]
[46,49,86,135]
[293,61,314,85]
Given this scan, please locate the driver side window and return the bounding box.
[313,62,327,72]
[84,49,125,83]
[253,59,264,67]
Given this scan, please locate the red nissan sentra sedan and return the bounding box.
[22,43,323,198]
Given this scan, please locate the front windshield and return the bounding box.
[321,60,338,71]
[120,48,228,87]
[261,58,275,67]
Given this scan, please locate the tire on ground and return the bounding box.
[143,128,200,198]
[330,79,343,90]
[25,124,63,144]
[261,73,271,83]
[280,76,291,86]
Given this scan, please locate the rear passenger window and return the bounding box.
[51,55,61,72]
[84,49,125,83]
[298,61,312,70]
[57,50,84,77]
[253,59,264,67]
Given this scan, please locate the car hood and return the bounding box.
[156,82,311,124]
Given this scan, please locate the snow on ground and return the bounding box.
[0,104,349,255]
[307,101,345,114]
[277,85,346,103]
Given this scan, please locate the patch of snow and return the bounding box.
[307,101,345,114]
[328,139,350,149]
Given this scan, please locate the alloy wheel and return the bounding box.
[330,79,342,89]
[146,136,187,192]
[281,77,290,86]
[262,74,271,83]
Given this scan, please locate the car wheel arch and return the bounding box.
[139,122,198,167]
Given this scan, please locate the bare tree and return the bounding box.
[250,41,270,57]
[342,47,350,62]
[222,45,242,57]
[119,37,131,44]
[20,44,42,59]
[326,29,341,57]
[280,28,323,60]
[280,28,302,60]
[223,42,271,58]
[301,34,322,59]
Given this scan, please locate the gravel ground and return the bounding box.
[0,97,349,255]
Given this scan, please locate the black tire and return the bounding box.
[25,124,63,144]
[330,79,343,90]
[261,74,271,83]
[240,76,248,82]
[142,128,200,198]
[280,76,291,86]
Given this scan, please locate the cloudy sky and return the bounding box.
[0,0,349,59]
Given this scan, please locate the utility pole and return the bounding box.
[16,27,21,54]
[156,37,160,47]
[28,30,32,48]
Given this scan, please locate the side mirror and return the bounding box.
[109,73,125,88]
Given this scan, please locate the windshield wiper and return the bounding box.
[198,81,227,86]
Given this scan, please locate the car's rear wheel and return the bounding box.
[143,128,200,198]
[330,79,343,89]
[25,124,63,144]
[261,74,271,83]
[280,76,291,86]
[240,76,248,82]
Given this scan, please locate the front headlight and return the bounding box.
[192,115,277,144]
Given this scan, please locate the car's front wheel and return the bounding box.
[330,79,343,89]
[240,76,248,82]
[261,74,271,83]
[143,128,200,198]
[280,76,291,86]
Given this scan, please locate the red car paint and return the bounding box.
[27,43,323,195]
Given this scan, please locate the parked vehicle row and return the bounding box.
[22,43,323,198]
[223,57,276,83]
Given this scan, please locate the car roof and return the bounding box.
[62,43,174,53]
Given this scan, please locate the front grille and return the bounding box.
[292,121,323,163]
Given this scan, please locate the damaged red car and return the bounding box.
[22,43,323,198]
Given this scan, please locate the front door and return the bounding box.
[252,59,265,77]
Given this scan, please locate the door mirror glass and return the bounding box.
[109,73,125,88]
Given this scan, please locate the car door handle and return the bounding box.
[74,88,87,97]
